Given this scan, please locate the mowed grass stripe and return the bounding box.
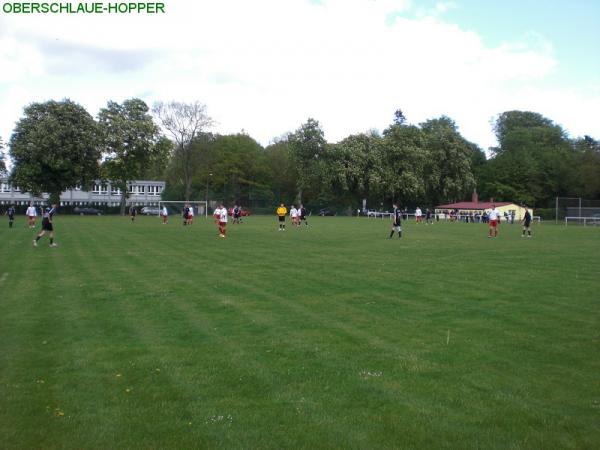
[1,215,599,449]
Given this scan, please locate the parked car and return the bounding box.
[318,208,335,216]
[228,207,251,217]
[74,207,103,216]
[141,206,161,216]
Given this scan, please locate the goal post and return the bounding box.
[564,216,600,227]
[158,201,209,218]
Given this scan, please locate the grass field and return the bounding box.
[0,214,598,449]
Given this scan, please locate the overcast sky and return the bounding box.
[1,0,599,154]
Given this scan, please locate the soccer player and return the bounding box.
[290,205,298,226]
[522,208,532,238]
[488,204,501,238]
[26,203,37,228]
[161,205,168,224]
[129,205,137,222]
[33,204,58,247]
[233,205,242,224]
[299,204,309,226]
[415,206,423,223]
[188,205,194,225]
[425,208,433,225]
[276,203,287,231]
[213,202,228,238]
[182,204,190,226]
[389,203,402,238]
[6,205,16,228]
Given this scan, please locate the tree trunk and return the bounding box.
[120,191,127,215]
[118,181,128,215]
[184,178,192,202]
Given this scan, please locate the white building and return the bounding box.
[0,177,165,207]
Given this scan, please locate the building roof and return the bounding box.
[435,201,514,210]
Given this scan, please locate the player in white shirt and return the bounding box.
[290,205,299,226]
[415,207,423,223]
[26,203,37,228]
[487,205,501,238]
[213,203,228,238]
[161,206,168,224]
[188,205,194,225]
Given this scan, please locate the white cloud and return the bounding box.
[0,0,598,154]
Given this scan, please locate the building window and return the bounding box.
[148,185,161,196]
[92,184,101,194]
[1,183,10,193]
[100,185,108,195]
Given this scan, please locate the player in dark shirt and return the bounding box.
[522,208,532,238]
[34,204,58,247]
[6,206,15,228]
[183,205,190,226]
[389,203,402,238]
[299,204,308,226]
[129,205,137,222]
[233,205,241,224]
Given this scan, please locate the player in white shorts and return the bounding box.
[290,205,299,226]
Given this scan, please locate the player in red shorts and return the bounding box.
[487,205,501,238]
[213,202,228,238]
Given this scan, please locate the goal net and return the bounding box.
[158,201,209,219]
[564,216,600,227]
[556,197,600,223]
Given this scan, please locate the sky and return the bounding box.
[0,0,599,157]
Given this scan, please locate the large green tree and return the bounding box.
[574,135,600,199]
[208,133,269,205]
[420,116,476,204]
[263,138,297,204]
[98,98,165,213]
[483,111,578,206]
[0,138,6,176]
[324,132,381,208]
[153,101,213,201]
[379,123,427,204]
[9,99,100,202]
[288,118,327,204]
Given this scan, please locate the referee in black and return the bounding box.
[522,207,532,238]
[389,203,402,239]
[6,205,15,228]
[33,204,58,247]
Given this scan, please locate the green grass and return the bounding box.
[0,215,598,449]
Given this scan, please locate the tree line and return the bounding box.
[4,99,599,214]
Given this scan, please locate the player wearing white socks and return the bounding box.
[213,203,228,238]
[26,203,37,228]
[290,205,299,226]
[488,205,501,238]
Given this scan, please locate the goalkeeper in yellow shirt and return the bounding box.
[276,203,287,231]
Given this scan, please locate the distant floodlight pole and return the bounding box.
[205,172,212,211]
